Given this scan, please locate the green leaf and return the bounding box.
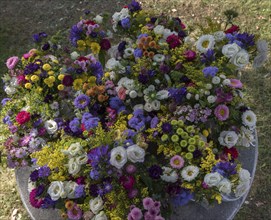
[99,50,106,68]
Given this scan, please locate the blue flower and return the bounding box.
[90,169,100,180]
[212,162,237,178]
[90,62,104,84]
[168,87,187,104]
[38,166,51,178]
[226,32,255,49]
[121,17,131,29]
[69,118,81,133]
[69,24,83,47]
[82,112,99,130]
[201,49,215,64]
[128,0,142,12]
[1,98,11,106]
[109,97,126,113]
[134,48,143,58]
[75,185,86,198]
[172,189,194,206]
[74,94,90,109]
[202,66,219,77]
[128,109,149,132]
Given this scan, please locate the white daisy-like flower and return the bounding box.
[218,131,239,148]
[153,54,165,63]
[181,165,199,182]
[196,35,215,53]
[242,110,257,129]
[161,166,178,183]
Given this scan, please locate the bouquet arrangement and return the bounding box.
[0,1,268,219]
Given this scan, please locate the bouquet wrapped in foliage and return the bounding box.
[0,1,268,219]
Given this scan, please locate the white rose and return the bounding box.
[218,131,239,148]
[161,167,178,183]
[110,146,127,169]
[231,49,250,69]
[239,168,251,182]
[47,181,65,201]
[235,181,250,198]
[94,211,108,220]
[217,178,232,195]
[153,25,165,35]
[94,15,103,24]
[89,196,104,215]
[127,144,145,163]
[105,58,123,70]
[44,120,58,134]
[144,102,153,112]
[163,28,173,39]
[108,45,120,59]
[67,143,82,156]
[204,172,223,187]
[133,104,144,111]
[76,153,88,165]
[68,158,81,175]
[70,51,80,60]
[156,90,169,100]
[222,43,241,58]
[4,86,16,95]
[151,100,161,111]
[213,31,225,42]
[64,181,78,199]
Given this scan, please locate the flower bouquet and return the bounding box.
[0,1,268,219]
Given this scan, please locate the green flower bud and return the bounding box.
[175,146,182,153]
[188,138,196,145]
[83,130,89,138]
[178,120,184,127]
[176,128,184,135]
[186,125,194,133]
[198,140,205,147]
[185,152,193,160]
[188,145,196,152]
[180,140,188,147]
[171,119,178,126]
[171,134,179,142]
[161,134,169,142]
[181,132,189,139]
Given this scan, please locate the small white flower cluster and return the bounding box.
[47,180,79,200]
[89,196,107,220]
[153,25,178,40]
[222,43,249,69]
[204,172,232,195]
[62,142,88,175]
[110,145,145,169]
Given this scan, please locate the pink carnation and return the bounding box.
[6,56,19,69]
[214,104,229,121]
[16,111,31,125]
[170,155,185,169]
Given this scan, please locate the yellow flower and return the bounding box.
[31,75,39,82]
[88,76,97,86]
[57,84,64,91]
[25,75,31,81]
[25,83,32,89]
[42,63,51,71]
[34,69,41,75]
[90,42,101,54]
[48,70,54,75]
[73,78,83,90]
[77,40,86,51]
[58,74,65,80]
[104,72,110,78]
[36,87,43,93]
[49,76,56,82]
[202,129,209,137]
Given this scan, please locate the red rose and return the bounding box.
[16,111,31,125]
[225,25,240,34]
[84,20,96,25]
[100,39,111,51]
[223,147,239,159]
[166,34,181,49]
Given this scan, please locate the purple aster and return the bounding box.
[121,17,131,29]
[172,189,194,206]
[42,43,50,51]
[32,32,47,43]
[148,165,163,179]
[128,109,148,132]
[202,66,219,77]
[226,32,255,48]
[30,170,39,182]
[24,63,40,75]
[41,196,56,209]
[70,24,83,47]
[128,0,142,12]
[75,185,86,198]
[166,183,182,196]
[109,97,126,113]
[201,49,215,64]
[38,166,51,178]
[168,87,187,104]
[159,64,171,74]
[212,162,237,178]
[138,73,149,84]
[3,115,12,125]
[150,116,159,128]
[67,204,82,220]
[162,122,172,133]
[103,182,113,194]
[74,94,90,109]
[82,112,99,130]
[90,61,104,84]
[90,169,100,180]
[215,88,233,103]
[69,118,81,133]
[134,48,143,58]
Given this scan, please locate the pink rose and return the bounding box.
[118,87,127,100]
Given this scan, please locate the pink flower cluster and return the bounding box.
[128,197,165,220]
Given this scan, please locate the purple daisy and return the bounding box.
[74,94,90,109]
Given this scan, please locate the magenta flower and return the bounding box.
[129,207,143,220]
[214,104,229,121]
[126,164,137,174]
[170,155,185,169]
[229,79,243,89]
[6,56,19,69]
